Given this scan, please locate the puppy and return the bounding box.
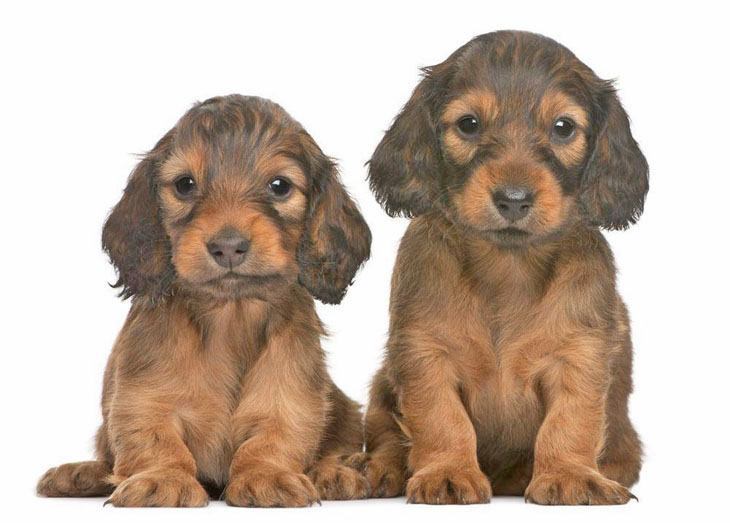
[354,31,648,505]
[37,95,372,507]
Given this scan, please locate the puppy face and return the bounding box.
[158,102,309,299]
[102,95,371,302]
[369,31,649,246]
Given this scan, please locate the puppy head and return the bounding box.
[369,31,648,246]
[102,95,370,303]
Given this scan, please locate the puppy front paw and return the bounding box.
[525,467,634,505]
[107,469,208,507]
[226,467,319,507]
[406,464,491,505]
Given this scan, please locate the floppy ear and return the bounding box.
[368,68,446,217]
[297,138,371,305]
[580,84,649,230]
[101,131,175,300]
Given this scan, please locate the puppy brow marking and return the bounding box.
[441,89,500,166]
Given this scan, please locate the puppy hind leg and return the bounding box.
[599,417,642,488]
[346,376,408,498]
[37,460,114,497]
[599,334,643,488]
[38,398,117,497]
[309,454,371,501]
[347,436,407,498]
[307,386,370,500]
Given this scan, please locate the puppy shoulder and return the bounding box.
[113,297,194,378]
[394,215,463,279]
[548,227,619,318]
[557,226,615,273]
[388,216,467,321]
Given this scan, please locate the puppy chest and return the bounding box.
[464,345,544,450]
[173,377,239,484]
[171,347,251,484]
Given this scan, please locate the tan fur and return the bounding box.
[358,216,641,505]
[37,95,371,507]
[362,31,647,506]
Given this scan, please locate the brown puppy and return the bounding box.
[353,31,648,505]
[37,95,372,507]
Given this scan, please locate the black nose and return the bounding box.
[493,187,534,222]
[206,228,250,269]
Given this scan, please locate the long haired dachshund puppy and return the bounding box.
[355,31,648,505]
[37,95,372,507]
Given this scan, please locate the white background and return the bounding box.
[1,1,728,521]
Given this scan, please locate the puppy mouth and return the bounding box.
[485,227,532,245]
[494,226,529,236]
[206,272,282,285]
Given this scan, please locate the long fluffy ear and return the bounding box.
[580,83,649,230]
[368,67,446,217]
[101,132,175,300]
[297,138,371,305]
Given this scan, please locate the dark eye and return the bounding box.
[552,117,576,141]
[174,175,196,197]
[268,177,292,198]
[457,115,480,136]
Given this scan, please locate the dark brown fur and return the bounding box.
[355,31,648,505]
[37,95,372,507]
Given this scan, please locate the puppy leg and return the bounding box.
[226,325,324,508]
[347,371,407,498]
[599,331,642,487]
[37,461,114,497]
[110,468,208,507]
[308,386,370,500]
[309,455,370,501]
[599,381,642,487]
[400,348,491,505]
[525,339,634,505]
[599,424,642,489]
[38,360,119,498]
[106,410,208,507]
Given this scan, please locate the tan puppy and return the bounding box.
[37,95,371,507]
[353,31,648,505]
